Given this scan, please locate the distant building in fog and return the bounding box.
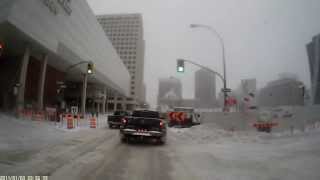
[231,79,257,111]
[157,77,182,109]
[180,99,198,108]
[306,34,320,104]
[258,76,304,107]
[240,79,257,96]
[194,69,216,108]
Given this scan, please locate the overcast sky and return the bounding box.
[86,0,320,107]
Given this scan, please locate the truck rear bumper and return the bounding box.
[109,122,121,125]
[121,129,164,137]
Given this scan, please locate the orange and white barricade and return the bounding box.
[33,111,45,121]
[45,107,57,121]
[90,117,97,128]
[66,114,74,129]
[25,109,33,120]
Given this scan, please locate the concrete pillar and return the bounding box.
[37,54,48,110]
[81,73,88,115]
[105,90,108,113]
[113,95,117,111]
[16,47,30,113]
[102,88,106,114]
[122,102,126,111]
[97,103,101,113]
[91,101,95,113]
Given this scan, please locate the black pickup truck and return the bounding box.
[108,111,130,129]
[120,110,167,144]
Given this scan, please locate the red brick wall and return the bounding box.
[44,64,65,106]
[25,57,40,105]
[25,57,65,108]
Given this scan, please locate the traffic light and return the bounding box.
[87,62,94,74]
[177,59,185,73]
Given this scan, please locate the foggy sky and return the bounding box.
[86,0,320,107]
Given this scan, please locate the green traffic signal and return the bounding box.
[87,62,94,74]
[177,59,185,73]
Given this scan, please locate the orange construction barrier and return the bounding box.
[33,111,45,121]
[90,117,97,128]
[25,110,33,120]
[66,114,74,129]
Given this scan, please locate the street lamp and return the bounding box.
[190,24,228,111]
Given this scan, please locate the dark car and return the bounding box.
[120,110,167,144]
[108,111,130,129]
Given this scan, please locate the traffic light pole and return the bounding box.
[65,61,92,74]
[178,59,225,87]
[178,58,228,111]
[81,73,88,115]
[59,61,93,115]
[190,24,228,111]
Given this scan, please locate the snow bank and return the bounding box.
[169,122,320,145]
[0,113,67,151]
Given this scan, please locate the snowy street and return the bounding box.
[1,114,320,180]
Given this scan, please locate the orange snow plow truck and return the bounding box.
[167,107,201,128]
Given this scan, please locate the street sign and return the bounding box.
[222,88,231,92]
[71,106,78,115]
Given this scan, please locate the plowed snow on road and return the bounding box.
[1,113,320,180]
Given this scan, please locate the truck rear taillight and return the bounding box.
[160,121,164,128]
[122,118,127,124]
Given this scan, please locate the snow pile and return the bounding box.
[169,122,320,145]
[0,113,67,151]
[169,124,266,144]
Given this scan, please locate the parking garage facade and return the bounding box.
[0,0,130,114]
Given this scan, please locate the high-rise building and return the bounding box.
[97,13,145,110]
[194,69,216,108]
[157,77,182,110]
[240,79,257,96]
[258,76,304,107]
[306,34,320,104]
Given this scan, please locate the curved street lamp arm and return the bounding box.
[179,58,225,84]
[190,24,227,86]
[190,24,225,53]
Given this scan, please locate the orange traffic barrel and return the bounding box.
[33,111,44,121]
[66,114,74,129]
[90,117,97,128]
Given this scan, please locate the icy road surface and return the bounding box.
[1,114,320,180]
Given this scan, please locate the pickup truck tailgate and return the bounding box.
[125,117,162,131]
